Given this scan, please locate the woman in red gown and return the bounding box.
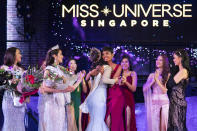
[120,55,137,131]
[102,47,125,131]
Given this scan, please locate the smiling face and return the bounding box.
[156,56,163,69]
[68,59,77,72]
[173,54,182,66]
[121,58,130,70]
[15,49,22,64]
[102,51,114,62]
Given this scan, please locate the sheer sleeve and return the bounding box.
[143,73,153,131]
[102,65,116,85]
[43,69,55,88]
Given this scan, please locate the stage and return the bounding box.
[0,0,197,130]
[135,96,197,131]
[7,96,195,131]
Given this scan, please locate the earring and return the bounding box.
[54,59,57,64]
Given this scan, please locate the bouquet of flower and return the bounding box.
[44,70,64,84]
[59,66,72,75]
[18,66,44,103]
[21,66,43,91]
[0,68,13,87]
[44,66,71,88]
[0,66,23,93]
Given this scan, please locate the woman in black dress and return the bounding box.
[167,49,190,131]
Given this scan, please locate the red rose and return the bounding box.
[26,75,35,84]
[66,68,69,72]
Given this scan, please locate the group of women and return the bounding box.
[143,50,190,131]
[0,45,190,131]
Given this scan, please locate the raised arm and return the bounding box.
[154,71,169,94]
[122,71,137,92]
[102,66,118,85]
[82,78,88,93]
[143,73,155,92]
[174,69,188,84]
[72,71,86,90]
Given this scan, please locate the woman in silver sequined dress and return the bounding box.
[38,47,84,131]
[1,47,25,131]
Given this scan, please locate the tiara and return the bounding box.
[51,45,59,50]
[48,45,59,53]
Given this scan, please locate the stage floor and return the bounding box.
[1,96,197,131]
[135,96,197,131]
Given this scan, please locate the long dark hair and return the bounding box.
[45,49,60,66]
[174,49,191,77]
[4,47,20,67]
[159,54,170,85]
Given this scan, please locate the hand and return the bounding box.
[155,70,159,77]
[121,76,127,83]
[78,71,85,82]
[154,70,160,82]
[81,70,86,77]
[114,77,119,83]
[63,86,75,93]
[99,66,104,74]
[116,77,121,85]
[90,69,99,76]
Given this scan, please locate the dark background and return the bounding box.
[56,0,197,42]
[0,0,197,130]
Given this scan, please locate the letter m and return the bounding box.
[62,5,75,17]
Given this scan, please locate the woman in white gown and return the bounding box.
[1,47,25,131]
[80,48,118,131]
[38,46,84,131]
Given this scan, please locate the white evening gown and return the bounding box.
[80,65,116,131]
[38,65,67,131]
[1,65,25,131]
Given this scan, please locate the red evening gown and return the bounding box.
[120,76,137,131]
[105,65,126,131]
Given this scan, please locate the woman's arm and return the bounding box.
[143,73,155,92]
[174,69,188,84]
[42,83,75,93]
[154,71,168,93]
[72,71,86,90]
[123,71,137,92]
[42,70,74,93]
[82,78,88,93]
[85,72,91,81]
[80,71,88,93]
[102,66,118,85]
